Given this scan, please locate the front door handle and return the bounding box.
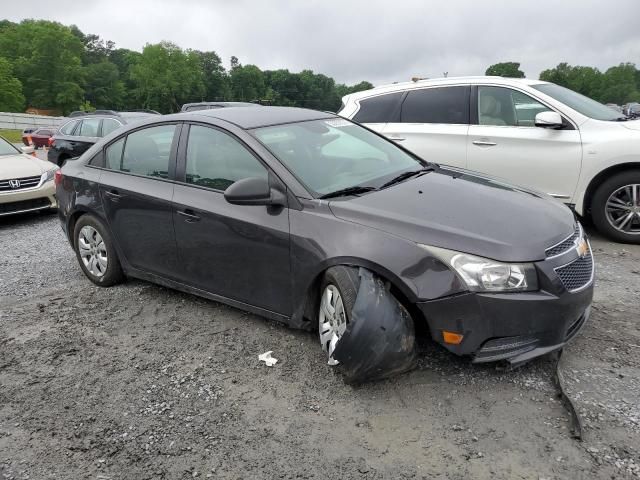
[472,140,497,147]
[385,135,406,142]
[178,209,201,222]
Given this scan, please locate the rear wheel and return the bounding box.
[592,171,640,243]
[73,214,124,286]
[318,266,359,365]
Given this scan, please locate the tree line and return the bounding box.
[486,62,640,105]
[0,19,373,115]
[1,19,639,116]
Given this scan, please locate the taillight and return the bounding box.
[49,137,55,147]
[54,170,63,186]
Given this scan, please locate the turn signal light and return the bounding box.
[442,331,464,345]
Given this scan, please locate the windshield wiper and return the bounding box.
[380,166,434,189]
[319,185,377,199]
[615,116,630,121]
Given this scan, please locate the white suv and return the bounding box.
[339,76,640,243]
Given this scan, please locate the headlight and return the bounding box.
[41,167,58,184]
[419,245,538,292]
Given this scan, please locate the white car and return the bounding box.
[339,76,640,243]
[0,136,58,216]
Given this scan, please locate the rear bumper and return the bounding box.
[417,284,593,364]
[0,181,57,216]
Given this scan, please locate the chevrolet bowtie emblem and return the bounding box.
[576,239,589,258]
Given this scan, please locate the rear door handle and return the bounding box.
[385,135,406,142]
[178,209,201,222]
[104,190,123,201]
[472,140,497,147]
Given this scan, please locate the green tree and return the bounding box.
[0,20,85,114]
[131,42,205,113]
[600,63,639,104]
[0,57,25,112]
[230,64,266,101]
[193,50,231,101]
[485,62,525,78]
[84,61,126,109]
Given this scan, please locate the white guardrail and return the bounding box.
[0,112,66,131]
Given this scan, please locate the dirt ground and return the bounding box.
[0,211,639,480]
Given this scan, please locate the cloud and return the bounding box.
[6,0,640,85]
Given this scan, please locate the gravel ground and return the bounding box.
[0,211,639,480]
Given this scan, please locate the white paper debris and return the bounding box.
[258,351,278,367]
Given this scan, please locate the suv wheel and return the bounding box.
[318,266,359,365]
[592,170,640,243]
[73,214,124,286]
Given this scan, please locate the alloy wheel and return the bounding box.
[319,284,347,366]
[605,184,640,235]
[78,226,108,277]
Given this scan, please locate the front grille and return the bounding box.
[0,175,42,192]
[555,249,594,292]
[0,197,51,215]
[546,223,581,257]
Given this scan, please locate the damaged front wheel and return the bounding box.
[318,266,359,366]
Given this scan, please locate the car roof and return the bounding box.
[346,76,549,100]
[186,106,336,129]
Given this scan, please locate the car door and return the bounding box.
[172,124,291,315]
[99,123,181,278]
[380,85,470,168]
[467,86,582,201]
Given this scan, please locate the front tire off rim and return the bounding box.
[78,226,108,277]
[319,284,347,366]
[605,184,640,235]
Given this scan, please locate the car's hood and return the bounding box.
[329,168,576,262]
[0,154,51,180]
[621,119,640,131]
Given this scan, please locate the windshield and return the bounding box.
[253,118,423,196]
[533,83,624,121]
[0,137,19,155]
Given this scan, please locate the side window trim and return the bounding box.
[472,85,575,130]
[176,122,273,193]
[94,122,182,181]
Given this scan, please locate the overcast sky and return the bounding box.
[5,0,640,86]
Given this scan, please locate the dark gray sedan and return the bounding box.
[56,107,594,382]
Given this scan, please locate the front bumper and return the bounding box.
[417,284,593,364]
[0,180,57,216]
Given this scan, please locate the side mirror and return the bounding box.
[21,145,35,155]
[224,177,287,207]
[535,111,564,129]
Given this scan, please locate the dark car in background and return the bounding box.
[22,127,56,148]
[48,110,159,166]
[55,106,594,381]
[181,101,259,112]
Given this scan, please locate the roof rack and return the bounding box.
[68,110,119,118]
[126,109,161,115]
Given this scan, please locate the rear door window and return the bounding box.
[107,125,177,179]
[400,86,470,124]
[59,120,79,135]
[352,92,403,123]
[101,118,122,137]
[79,118,101,137]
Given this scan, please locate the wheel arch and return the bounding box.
[582,162,640,216]
[293,256,426,332]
